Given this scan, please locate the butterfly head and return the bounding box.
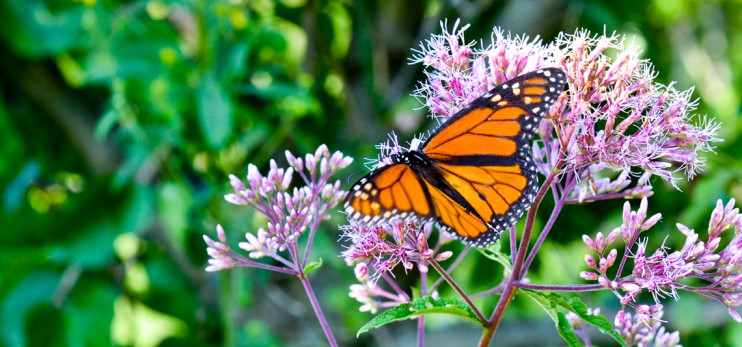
[390,150,429,168]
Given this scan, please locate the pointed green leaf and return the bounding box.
[523,287,559,322]
[303,258,322,275]
[522,290,627,346]
[476,242,512,269]
[357,296,481,337]
[556,310,582,347]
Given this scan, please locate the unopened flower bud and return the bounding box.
[583,234,596,250]
[436,251,453,261]
[584,254,596,268]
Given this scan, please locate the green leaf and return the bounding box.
[556,310,582,347]
[303,258,323,275]
[66,280,117,346]
[357,296,481,337]
[0,271,59,347]
[197,73,233,149]
[3,161,40,212]
[522,290,627,347]
[1,1,84,57]
[475,242,512,269]
[157,181,192,248]
[523,287,559,322]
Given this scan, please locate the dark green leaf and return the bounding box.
[357,296,481,337]
[0,271,59,347]
[522,290,627,346]
[1,1,84,57]
[556,311,582,347]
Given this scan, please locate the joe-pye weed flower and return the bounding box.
[342,20,725,346]
[203,145,352,346]
[205,19,732,347]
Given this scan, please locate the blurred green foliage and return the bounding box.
[1,0,740,346]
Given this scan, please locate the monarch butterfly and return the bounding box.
[344,68,566,246]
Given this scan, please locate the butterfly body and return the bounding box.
[345,68,566,246]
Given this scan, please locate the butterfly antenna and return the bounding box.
[346,169,365,184]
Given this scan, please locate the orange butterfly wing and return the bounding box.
[419,68,566,245]
[345,163,434,223]
[345,68,566,246]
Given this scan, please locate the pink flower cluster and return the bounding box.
[341,221,452,280]
[581,198,742,322]
[204,145,352,272]
[341,221,453,311]
[614,306,681,347]
[411,21,720,202]
[549,30,720,189]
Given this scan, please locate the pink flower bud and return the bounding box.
[649,304,663,314]
[676,222,693,236]
[224,193,247,205]
[584,254,596,268]
[641,213,662,230]
[580,271,599,280]
[417,232,429,250]
[607,227,620,244]
[606,248,617,267]
[354,263,369,280]
[622,201,632,225]
[229,174,245,192]
[305,153,317,173]
[620,282,640,294]
[595,232,605,251]
[709,199,724,231]
[706,237,721,252]
[281,167,294,190]
[319,157,329,175]
[599,257,608,272]
[582,234,596,250]
[614,310,625,327]
[637,197,648,221]
[729,308,742,323]
[285,150,300,170]
[315,144,330,160]
[246,164,262,190]
[436,251,453,261]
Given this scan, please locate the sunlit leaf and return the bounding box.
[304,258,323,275]
[357,296,481,337]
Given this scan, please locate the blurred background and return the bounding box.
[1,0,740,346]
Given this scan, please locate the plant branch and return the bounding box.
[470,283,506,299]
[431,246,470,291]
[520,196,564,277]
[429,259,488,324]
[514,283,605,292]
[299,275,338,347]
[479,171,558,346]
[418,270,427,347]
